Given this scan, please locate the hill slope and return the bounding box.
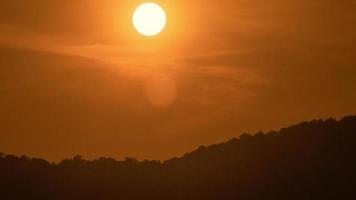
[1,116,355,199]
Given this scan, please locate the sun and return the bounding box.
[132,3,167,37]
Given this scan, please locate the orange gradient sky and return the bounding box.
[0,0,356,161]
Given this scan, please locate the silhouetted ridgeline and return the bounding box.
[1,116,355,200]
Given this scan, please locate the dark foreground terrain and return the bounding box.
[1,116,355,200]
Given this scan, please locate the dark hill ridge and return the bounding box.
[168,116,356,162]
[1,116,356,200]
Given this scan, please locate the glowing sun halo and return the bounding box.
[133,3,167,36]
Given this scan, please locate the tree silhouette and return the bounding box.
[0,116,355,200]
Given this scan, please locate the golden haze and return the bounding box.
[0,0,355,161]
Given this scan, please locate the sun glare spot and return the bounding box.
[132,3,167,36]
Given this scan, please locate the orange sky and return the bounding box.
[1,0,356,161]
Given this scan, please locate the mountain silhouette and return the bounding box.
[1,116,355,200]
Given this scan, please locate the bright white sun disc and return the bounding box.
[133,3,166,36]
